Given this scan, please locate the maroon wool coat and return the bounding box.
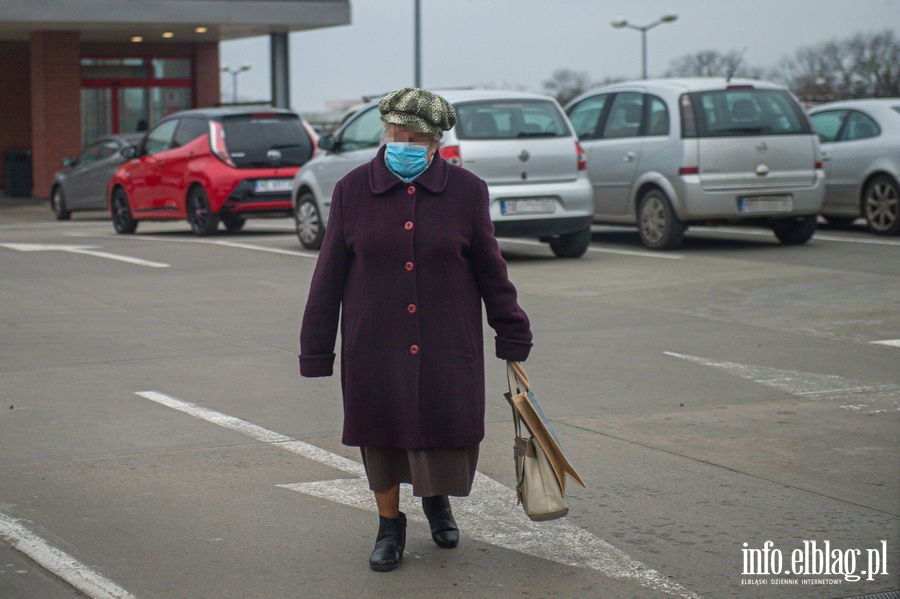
[299,146,533,450]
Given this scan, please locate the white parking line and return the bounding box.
[691,226,900,246]
[0,511,137,599]
[210,240,319,258]
[499,237,685,259]
[870,339,900,348]
[0,243,169,268]
[135,390,700,598]
[87,235,322,259]
[664,352,900,397]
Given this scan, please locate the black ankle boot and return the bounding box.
[422,495,459,549]
[369,512,406,572]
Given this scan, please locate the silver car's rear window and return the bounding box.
[454,100,570,140]
[686,89,811,137]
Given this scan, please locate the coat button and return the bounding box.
[407,304,417,314]
[407,186,416,195]
[410,345,420,355]
[405,261,414,272]
[404,221,414,231]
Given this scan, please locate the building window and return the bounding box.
[80,57,193,143]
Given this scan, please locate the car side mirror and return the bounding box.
[61,157,74,167]
[318,135,336,152]
[121,146,138,160]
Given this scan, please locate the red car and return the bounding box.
[108,107,316,235]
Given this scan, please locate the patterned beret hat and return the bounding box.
[378,87,457,136]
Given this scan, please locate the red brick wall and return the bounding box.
[30,31,82,200]
[194,42,221,108]
[0,42,32,192]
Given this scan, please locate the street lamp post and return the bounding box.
[611,13,678,79]
[414,0,422,88]
[221,63,251,104]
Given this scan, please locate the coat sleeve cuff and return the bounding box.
[495,337,532,362]
[299,353,335,377]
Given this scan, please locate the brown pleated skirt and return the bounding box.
[360,445,480,497]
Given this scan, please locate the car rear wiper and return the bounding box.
[516,131,558,138]
[716,126,766,134]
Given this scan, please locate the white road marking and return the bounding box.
[0,511,137,599]
[67,234,320,260]
[664,352,900,397]
[0,243,169,268]
[210,240,319,259]
[690,226,900,246]
[870,339,900,348]
[498,237,685,260]
[136,391,700,599]
[135,391,363,476]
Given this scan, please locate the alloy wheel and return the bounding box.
[295,197,324,249]
[864,176,899,235]
[187,188,218,236]
[640,195,667,246]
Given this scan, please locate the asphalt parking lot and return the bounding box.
[0,198,897,599]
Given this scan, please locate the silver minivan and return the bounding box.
[565,78,825,249]
[292,90,594,257]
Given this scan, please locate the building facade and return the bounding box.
[0,0,350,199]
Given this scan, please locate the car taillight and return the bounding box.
[815,161,823,170]
[679,166,699,176]
[680,94,697,138]
[209,121,235,167]
[576,141,587,171]
[440,145,462,166]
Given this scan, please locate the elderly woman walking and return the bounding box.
[299,88,532,572]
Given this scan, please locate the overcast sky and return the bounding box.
[220,0,899,113]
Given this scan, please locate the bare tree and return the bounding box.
[664,49,764,79]
[776,30,899,100]
[542,68,593,106]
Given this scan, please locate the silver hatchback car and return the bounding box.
[809,98,900,235]
[565,78,825,249]
[292,89,594,257]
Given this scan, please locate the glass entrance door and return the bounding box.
[81,58,192,144]
[82,88,113,142]
[119,88,150,134]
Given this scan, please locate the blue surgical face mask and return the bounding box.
[385,142,430,182]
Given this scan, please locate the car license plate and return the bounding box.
[737,195,793,214]
[500,198,557,215]
[254,179,293,193]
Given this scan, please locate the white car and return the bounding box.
[292,90,594,258]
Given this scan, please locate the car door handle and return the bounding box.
[624,151,636,162]
[821,154,832,162]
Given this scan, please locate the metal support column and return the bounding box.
[271,32,290,108]
[414,0,421,88]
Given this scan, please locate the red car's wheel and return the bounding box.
[111,187,137,234]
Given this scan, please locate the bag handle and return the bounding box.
[506,360,531,440]
[506,360,530,395]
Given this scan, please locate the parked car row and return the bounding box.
[53,108,318,234]
[292,89,595,257]
[51,81,899,254]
